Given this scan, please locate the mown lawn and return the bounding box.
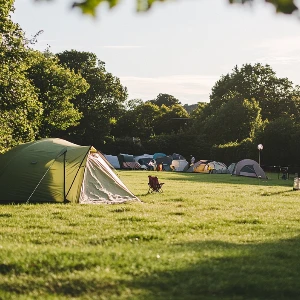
[1,171,300,300]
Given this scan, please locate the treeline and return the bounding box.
[2,1,300,167]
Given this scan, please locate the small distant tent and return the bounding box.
[171,159,189,172]
[156,155,173,171]
[187,160,212,173]
[134,154,153,169]
[118,153,141,169]
[0,138,140,204]
[227,163,236,174]
[104,154,121,169]
[187,160,227,173]
[233,159,267,179]
[208,161,227,174]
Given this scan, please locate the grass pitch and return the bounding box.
[1,171,300,299]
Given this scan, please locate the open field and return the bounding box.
[1,171,300,300]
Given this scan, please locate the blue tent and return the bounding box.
[153,153,166,160]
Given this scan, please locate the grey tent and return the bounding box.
[233,159,267,179]
[227,163,236,174]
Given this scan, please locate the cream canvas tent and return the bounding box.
[233,159,267,179]
[0,138,140,204]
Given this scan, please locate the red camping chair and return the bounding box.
[148,175,164,193]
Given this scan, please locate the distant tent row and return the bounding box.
[104,152,267,179]
[104,152,189,172]
[0,139,140,204]
[187,159,267,178]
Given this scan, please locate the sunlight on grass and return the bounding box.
[1,171,300,299]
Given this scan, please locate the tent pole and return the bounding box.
[26,148,67,203]
[63,151,66,203]
[65,147,91,199]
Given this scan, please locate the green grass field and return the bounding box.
[1,171,300,300]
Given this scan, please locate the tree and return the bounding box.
[203,95,263,145]
[154,104,189,135]
[57,50,128,147]
[149,93,181,108]
[208,63,300,122]
[114,101,161,139]
[26,51,89,138]
[0,0,42,152]
[255,117,296,166]
[35,0,299,17]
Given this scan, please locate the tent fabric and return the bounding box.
[134,154,153,170]
[134,154,153,162]
[156,155,173,166]
[194,163,208,173]
[153,153,166,160]
[171,153,185,160]
[233,159,267,179]
[118,153,141,169]
[187,160,226,174]
[104,155,120,169]
[171,159,189,172]
[208,161,227,174]
[0,138,139,204]
[79,153,138,204]
[227,163,236,174]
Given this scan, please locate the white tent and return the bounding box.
[208,161,227,174]
[80,153,140,204]
[171,159,189,172]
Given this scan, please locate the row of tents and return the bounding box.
[104,152,187,171]
[0,138,267,204]
[104,153,267,179]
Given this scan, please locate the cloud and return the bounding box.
[100,45,144,49]
[119,75,219,104]
[254,36,300,58]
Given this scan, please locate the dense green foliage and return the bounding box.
[0,0,42,152]
[188,64,300,166]
[26,51,89,138]
[1,171,300,299]
[57,50,128,148]
[0,2,89,152]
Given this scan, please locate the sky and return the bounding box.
[12,0,300,105]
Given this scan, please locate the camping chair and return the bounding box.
[148,175,164,193]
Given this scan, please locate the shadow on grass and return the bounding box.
[165,172,295,188]
[1,237,300,299]
[260,190,296,196]
[127,236,300,300]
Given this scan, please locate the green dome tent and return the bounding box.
[0,138,139,204]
